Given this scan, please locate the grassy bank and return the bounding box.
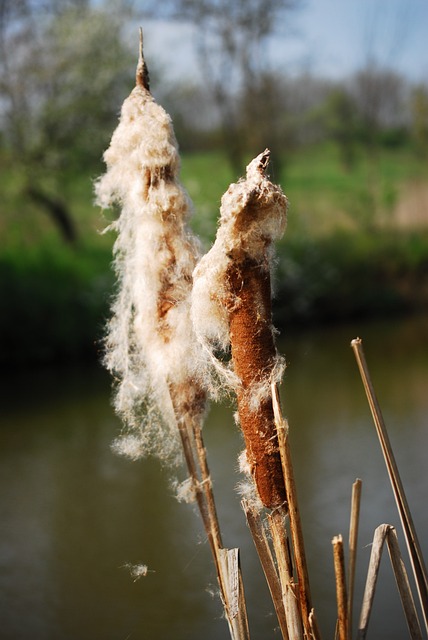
[181,142,428,243]
[1,143,427,365]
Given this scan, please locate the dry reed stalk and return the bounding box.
[332,535,349,640]
[242,499,289,639]
[358,524,423,640]
[173,404,250,640]
[351,338,428,634]
[96,31,249,639]
[218,548,251,640]
[269,510,305,640]
[272,383,321,640]
[348,478,362,637]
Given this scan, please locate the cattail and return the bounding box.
[95,35,250,638]
[192,150,288,509]
[95,32,205,464]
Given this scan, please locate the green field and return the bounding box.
[2,142,428,364]
[181,143,428,242]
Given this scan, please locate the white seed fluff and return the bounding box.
[95,77,205,463]
[191,150,287,394]
[123,563,150,581]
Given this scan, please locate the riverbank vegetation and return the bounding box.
[2,139,428,366]
[1,1,428,365]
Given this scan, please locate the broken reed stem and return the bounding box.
[351,338,428,635]
[272,383,320,640]
[348,478,362,638]
[358,525,423,640]
[358,524,388,639]
[242,500,289,640]
[218,548,251,640]
[386,527,424,640]
[332,535,349,640]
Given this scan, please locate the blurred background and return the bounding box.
[1,1,427,638]
[1,0,428,364]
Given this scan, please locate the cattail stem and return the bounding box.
[332,535,349,640]
[169,382,250,638]
[348,478,362,638]
[97,34,250,639]
[271,383,319,640]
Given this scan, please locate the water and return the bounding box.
[1,315,427,640]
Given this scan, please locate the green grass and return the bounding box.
[181,142,428,242]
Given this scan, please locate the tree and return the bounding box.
[410,84,428,158]
[324,87,359,171]
[350,67,407,153]
[143,0,301,173]
[0,0,134,244]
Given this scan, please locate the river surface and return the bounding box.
[1,315,428,640]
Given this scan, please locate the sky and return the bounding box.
[143,0,428,84]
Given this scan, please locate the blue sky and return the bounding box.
[144,0,428,83]
[276,0,428,79]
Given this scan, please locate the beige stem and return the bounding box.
[272,383,320,640]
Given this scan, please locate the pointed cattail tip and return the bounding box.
[136,27,150,90]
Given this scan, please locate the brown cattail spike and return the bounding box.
[227,152,287,509]
[192,150,288,510]
[227,258,286,509]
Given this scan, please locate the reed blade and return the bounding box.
[351,338,428,634]
[348,478,362,637]
[358,524,423,640]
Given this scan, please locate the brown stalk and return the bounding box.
[332,535,349,640]
[348,478,362,638]
[351,338,428,635]
[272,383,321,640]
